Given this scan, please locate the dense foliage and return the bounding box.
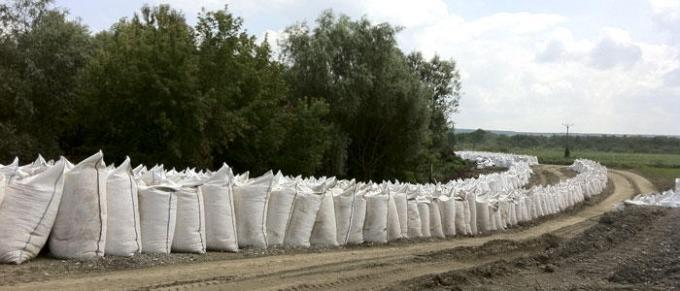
[0,1,463,182]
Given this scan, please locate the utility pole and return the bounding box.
[562,123,574,158]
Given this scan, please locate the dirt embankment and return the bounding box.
[392,206,680,290]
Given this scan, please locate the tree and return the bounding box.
[281,11,437,181]
[194,8,331,174]
[74,5,208,167]
[407,52,463,181]
[0,0,91,162]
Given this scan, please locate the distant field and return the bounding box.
[503,148,680,168]
[469,147,680,191]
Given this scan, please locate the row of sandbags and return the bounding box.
[456,151,540,168]
[624,179,680,208]
[0,152,605,265]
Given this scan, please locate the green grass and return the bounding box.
[631,166,680,191]
[497,148,680,169]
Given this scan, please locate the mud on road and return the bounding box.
[394,206,680,290]
[0,166,660,290]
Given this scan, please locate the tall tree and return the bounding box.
[282,11,434,181]
[0,0,91,161]
[75,5,208,167]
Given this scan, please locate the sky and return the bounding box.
[56,0,680,136]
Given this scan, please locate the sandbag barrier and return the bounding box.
[0,152,607,264]
[624,178,680,208]
[456,151,539,169]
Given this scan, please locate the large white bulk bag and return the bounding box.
[454,199,468,235]
[0,174,6,208]
[266,180,297,247]
[417,198,431,238]
[105,157,142,257]
[201,165,238,252]
[139,185,177,254]
[363,191,388,243]
[466,192,478,235]
[172,186,206,253]
[284,185,322,247]
[407,200,422,238]
[475,200,490,234]
[333,186,366,245]
[676,178,680,192]
[49,152,107,259]
[386,192,402,241]
[310,190,339,247]
[0,160,66,264]
[233,171,274,249]
[429,199,445,238]
[392,192,408,238]
[438,196,456,237]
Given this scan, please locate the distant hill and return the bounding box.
[454,128,680,139]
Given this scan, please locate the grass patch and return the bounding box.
[631,166,680,191]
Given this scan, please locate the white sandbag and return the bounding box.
[417,199,431,238]
[233,171,274,249]
[333,186,366,245]
[266,180,297,247]
[310,190,339,247]
[49,152,107,259]
[0,174,6,208]
[139,185,177,254]
[475,200,490,234]
[105,157,142,257]
[438,196,456,237]
[454,200,468,235]
[675,178,679,192]
[172,186,206,253]
[466,192,478,235]
[0,160,66,264]
[284,185,322,247]
[429,199,445,238]
[363,191,388,243]
[407,200,422,238]
[201,165,238,252]
[386,192,402,241]
[346,189,367,244]
[392,192,408,238]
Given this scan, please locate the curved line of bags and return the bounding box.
[624,179,680,208]
[455,151,539,169]
[0,151,606,264]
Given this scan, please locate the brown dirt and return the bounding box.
[393,206,680,291]
[0,167,656,290]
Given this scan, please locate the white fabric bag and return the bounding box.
[0,160,66,264]
[284,185,322,247]
[438,196,456,237]
[266,180,297,247]
[310,189,339,247]
[105,157,142,256]
[363,191,389,243]
[201,164,238,252]
[139,185,178,254]
[172,186,206,253]
[333,185,365,245]
[233,171,274,249]
[49,152,107,259]
[407,200,422,238]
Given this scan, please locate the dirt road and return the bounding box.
[1,166,656,291]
